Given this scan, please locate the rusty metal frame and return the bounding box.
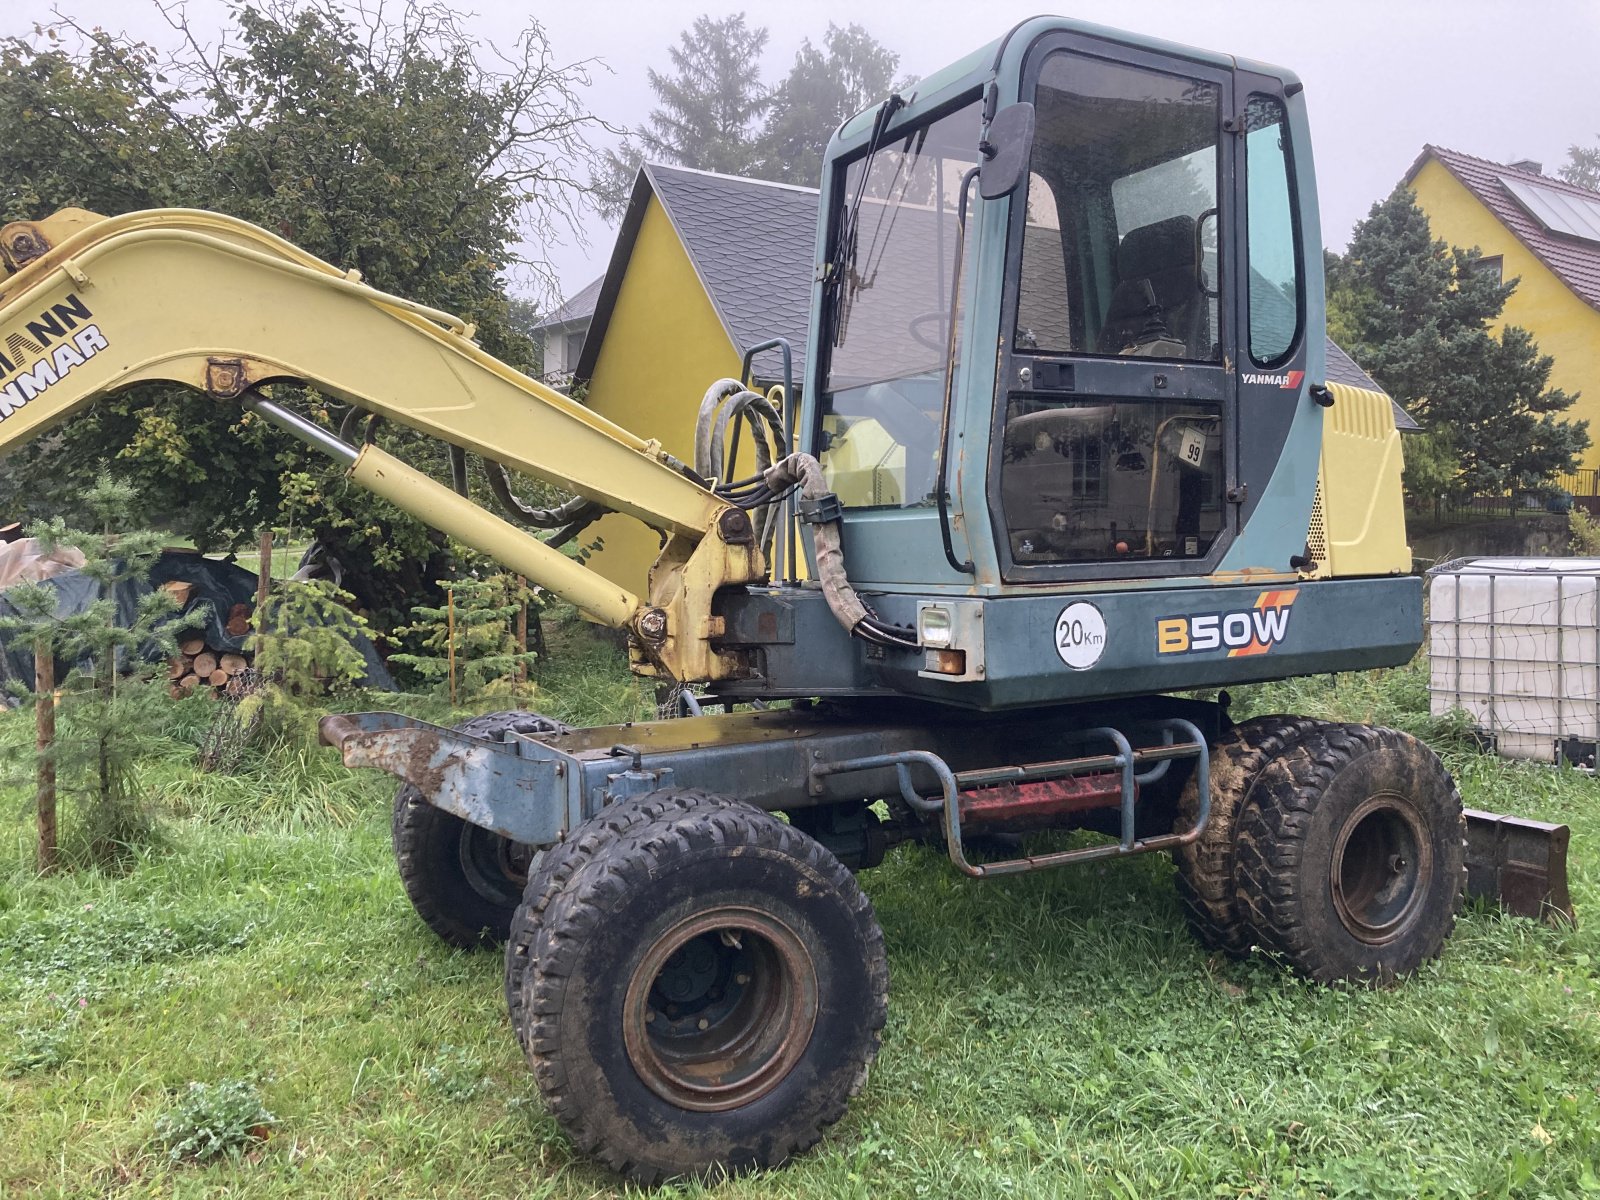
[810,717,1209,878]
[1464,808,1574,926]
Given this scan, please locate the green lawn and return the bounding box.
[2,635,1597,1199]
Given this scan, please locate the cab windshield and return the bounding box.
[819,98,982,510]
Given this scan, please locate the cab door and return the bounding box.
[991,36,1239,583]
[1228,70,1310,533]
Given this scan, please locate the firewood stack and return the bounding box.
[165,595,257,699]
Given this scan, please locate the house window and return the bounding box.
[1472,255,1503,285]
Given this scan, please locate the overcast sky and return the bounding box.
[8,0,1597,302]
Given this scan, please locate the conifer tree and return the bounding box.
[0,476,202,867]
[1329,187,1588,500]
[755,24,903,186]
[390,574,540,702]
[1561,138,1600,192]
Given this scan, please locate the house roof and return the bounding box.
[574,164,818,387]
[1406,145,1600,313]
[576,162,1408,428]
[532,273,604,332]
[1325,339,1421,431]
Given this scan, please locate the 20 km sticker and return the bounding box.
[1054,601,1107,671]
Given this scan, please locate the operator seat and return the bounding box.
[1097,215,1205,357]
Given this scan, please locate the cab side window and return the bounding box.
[1244,95,1301,366]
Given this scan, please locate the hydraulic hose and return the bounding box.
[760,453,919,650]
[698,378,789,561]
[485,460,603,533]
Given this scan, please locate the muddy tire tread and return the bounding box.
[516,789,889,1184]
[392,710,566,948]
[1232,722,1467,984]
[1173,715,1323,954]
[503,788,732,1049]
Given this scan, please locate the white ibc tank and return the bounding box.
[1428,558,1600,765]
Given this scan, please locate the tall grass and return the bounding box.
[0,630,1596,1197]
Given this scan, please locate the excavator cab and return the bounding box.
[807,22,1324,594]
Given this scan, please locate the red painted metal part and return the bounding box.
[958,771,1128,831]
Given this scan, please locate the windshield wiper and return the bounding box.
[827,92,904,347]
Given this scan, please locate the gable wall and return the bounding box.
[582,197,743,597]
[1410,158,1600,470]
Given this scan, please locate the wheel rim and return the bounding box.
[1330,793,1433,944]
[622,906,818,1113]
[457,825,535,907]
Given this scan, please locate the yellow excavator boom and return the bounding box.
[0,208,765,682]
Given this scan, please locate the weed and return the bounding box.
[423,1043,490,1101]
[4,1019,75,1075]
[0,901,257,995]
[154,1079,276,1162]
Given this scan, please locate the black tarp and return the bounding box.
[0,551,394,696]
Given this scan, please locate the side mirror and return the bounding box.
[978,102,1036,200]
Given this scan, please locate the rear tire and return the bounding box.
[1233,724,1466,984]
[512,789,889,1183]
[392,710,568,948]
[1173,715,1322,955]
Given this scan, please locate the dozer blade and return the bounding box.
[1464,809,1574,926]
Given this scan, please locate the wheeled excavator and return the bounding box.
[0,15,1574,1183]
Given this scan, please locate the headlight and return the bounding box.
[918,605,953,649]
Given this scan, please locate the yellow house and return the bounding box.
[1406,146,1600,479]
[561,163,1412,595]
[568,164,815,597]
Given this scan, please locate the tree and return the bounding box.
[0,1,603,635]
[755,24,902,186]
[593,13,771,218]
[0,476,202,868]
[390,572,540,702]
[1329,186,1588,499]
[1562,137,1600,192]
[594,17,907,215]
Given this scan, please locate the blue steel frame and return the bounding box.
[322,710,1214,878]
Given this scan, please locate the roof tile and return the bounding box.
[1410,145,1600,312]
[646,164,820,383]
[533,273,605,330]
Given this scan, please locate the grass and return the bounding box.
[1,632,1598,1198]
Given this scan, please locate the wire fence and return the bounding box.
[1426,558,1600,768]
[1409,493,1565,524]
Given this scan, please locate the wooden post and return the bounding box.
[34,642,57,874]
[446,586,457,706]
[256,530,273,613]
[515,575,529,694]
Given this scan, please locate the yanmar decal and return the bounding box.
[0,293,107,423]
[1156,588,1299,657]
[1241,369,1304,389]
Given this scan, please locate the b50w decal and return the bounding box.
[1156,589,1298,657]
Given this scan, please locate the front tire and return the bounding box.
[513,789,889,1183]
[1173,715,1322,955]
[391,710,568,948]
[1233,724,1466,984]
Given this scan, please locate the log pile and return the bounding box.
[168,634,253,699]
